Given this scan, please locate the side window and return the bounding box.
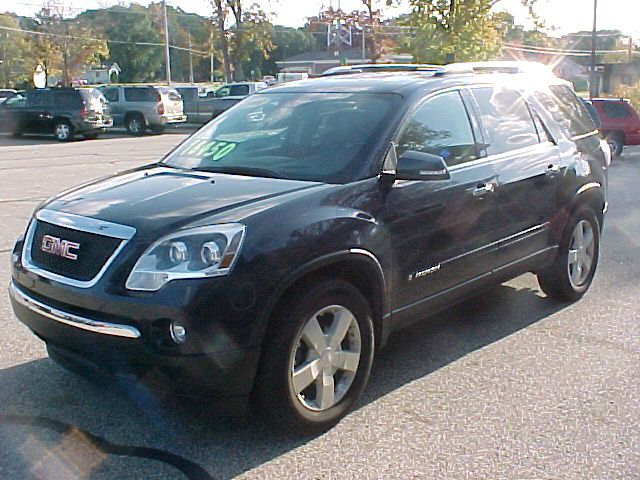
[472,87,539,156]
[54,92,83,108]
[124,88,157,102]
[541,85,596,137]
[601,102,631,119]
[228,85,249,97]
[27,91,51,108]
[397,91,478,167]
[102,88,119,102]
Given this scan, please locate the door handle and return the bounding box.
[472,183,496,197]
[545,164,561,176]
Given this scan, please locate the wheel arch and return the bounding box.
[124,111,146,125]
[254,249,390,351]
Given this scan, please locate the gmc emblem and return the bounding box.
[41,234,80,260]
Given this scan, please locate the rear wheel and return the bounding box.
[126,114,145,135]
[605,132,624,158]
[537,206,600,302]
[53,121,73,141]
[254,280,375,433]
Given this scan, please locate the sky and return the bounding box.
[5,0,640,39]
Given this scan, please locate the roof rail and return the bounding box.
[321,63,444,77]
[438,61,554,76]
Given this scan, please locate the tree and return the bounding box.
[0,14,34,88]
[33,1,107,86]
[211,0,232,82]
[403,0,538,64]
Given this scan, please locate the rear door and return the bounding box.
[468,86,562,267]
[382,89,499,313]
[102,87,123,125]
[24,90,53,132]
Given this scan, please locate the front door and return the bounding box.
[24,90,53,132]
[381,90,499,314]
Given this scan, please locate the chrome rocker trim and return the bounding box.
[9,282,141,339]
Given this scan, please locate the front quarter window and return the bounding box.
[163,92,399,183]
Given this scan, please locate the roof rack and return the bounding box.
[437,61,554,76]
[321,63,444,77]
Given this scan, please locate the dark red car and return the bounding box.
[587,98,640,157]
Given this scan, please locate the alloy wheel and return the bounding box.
[55,123,70,141]
[567,219,595,288]
[289,305,361,412]
[128,118,142,134]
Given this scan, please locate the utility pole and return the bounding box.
[163,0,172,85]
[589,0,598,99]
[188,31,194,83]
[628,36,633,64]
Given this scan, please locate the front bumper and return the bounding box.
[9,281,260,398]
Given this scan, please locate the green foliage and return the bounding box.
[260,27,322,76]
[0,14,34,87]
[615,81,640,112]
[403,0,503,64]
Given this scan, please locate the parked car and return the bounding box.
[178,81,267,123]
[0,87,112,141]
[0,89,19,104]
[9,62,609,432]
[99,85,186,135]
[580,98,601,128]
[585,98,640,157]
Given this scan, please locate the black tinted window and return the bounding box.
[102,88,119,102]
[600,101,631,119]
[397,91,477,166]
[176,88,196,101]
[54,92,83,108]
[472,87,538,156]
[124,88,158,102]
[229,85,250,96]
[538,85,596,137]
[27,91,51,108]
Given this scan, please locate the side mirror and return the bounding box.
[396,150,450,181]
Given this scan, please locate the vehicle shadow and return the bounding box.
[0,279,567,480]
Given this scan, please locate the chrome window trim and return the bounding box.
[571,129,599,141]
[9,282,141,339]
[21,209,136,289]
[448,141,556,172]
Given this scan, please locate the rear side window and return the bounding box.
[176,88,196,101]
[537,85,596,137]
[27,91,52,108]
[229,85,250,96]
[54,92,83,108]
[124,88,159,102]
[471,87,539,156]
[600,101,631,119]
[102,87,119,102]
[397,90,478,167]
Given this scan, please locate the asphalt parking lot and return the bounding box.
[0,132,638,479]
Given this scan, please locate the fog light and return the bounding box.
[170,321,187,344]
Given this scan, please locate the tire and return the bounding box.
[537,206,600,302]
[126,114,145,135]
[605,132,623,158]
[53,121,73,141]
[253,279,375,433]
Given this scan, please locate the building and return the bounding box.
[81,63,121,85]
[598,61,640,94]
[276,48,372,76]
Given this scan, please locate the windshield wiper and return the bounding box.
[193,166,288,179]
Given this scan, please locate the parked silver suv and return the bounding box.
[99,85,186,135]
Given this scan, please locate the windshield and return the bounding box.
[163,92,399,183]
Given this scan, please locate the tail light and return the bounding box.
[157,103,165,115]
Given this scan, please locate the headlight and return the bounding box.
[125,224,245,291]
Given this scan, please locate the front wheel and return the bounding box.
[537,206,600,302]
[254,280,375,433]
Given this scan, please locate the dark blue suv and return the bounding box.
[9,62,610,432]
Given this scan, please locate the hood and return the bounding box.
[43,166,321,237]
